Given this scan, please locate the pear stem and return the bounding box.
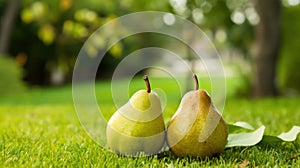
[143,75,151,93]
[193,74,199,90]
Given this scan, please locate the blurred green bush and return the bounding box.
[278,5,300,95]
[0,56,26,95]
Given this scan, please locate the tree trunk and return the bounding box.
[0,0,20,55]
[253,0,281,97]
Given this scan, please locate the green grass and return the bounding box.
[0,77,299,167]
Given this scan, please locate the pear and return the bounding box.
[106,76,165,156]
[167,74,228,157]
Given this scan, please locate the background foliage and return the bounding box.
[278,5,300,94]
[0,0,300,96]
[0,56,25,95]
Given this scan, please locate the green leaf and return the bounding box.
[277,126,300,141]
[259,126,300,145]
[227,121,254,133]
[227,123,300,147]
[233,121,254,130]
[259,135,282,145]
[227,124,243,133]
[226,125,265,148]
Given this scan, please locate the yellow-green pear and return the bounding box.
[167,74,228,157]
[106,76,165,156]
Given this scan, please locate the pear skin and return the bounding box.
[106,76,165,156]
[167,75,228,158]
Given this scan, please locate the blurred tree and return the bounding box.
[253,0,281,97]
[0,0,20,55]
[174,0,281,97]
[0,0,26,95]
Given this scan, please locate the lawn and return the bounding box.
[0,77,299,167]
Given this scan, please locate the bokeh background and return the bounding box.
[1,0,300,98]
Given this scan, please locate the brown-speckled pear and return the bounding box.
[167,74,228,157]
